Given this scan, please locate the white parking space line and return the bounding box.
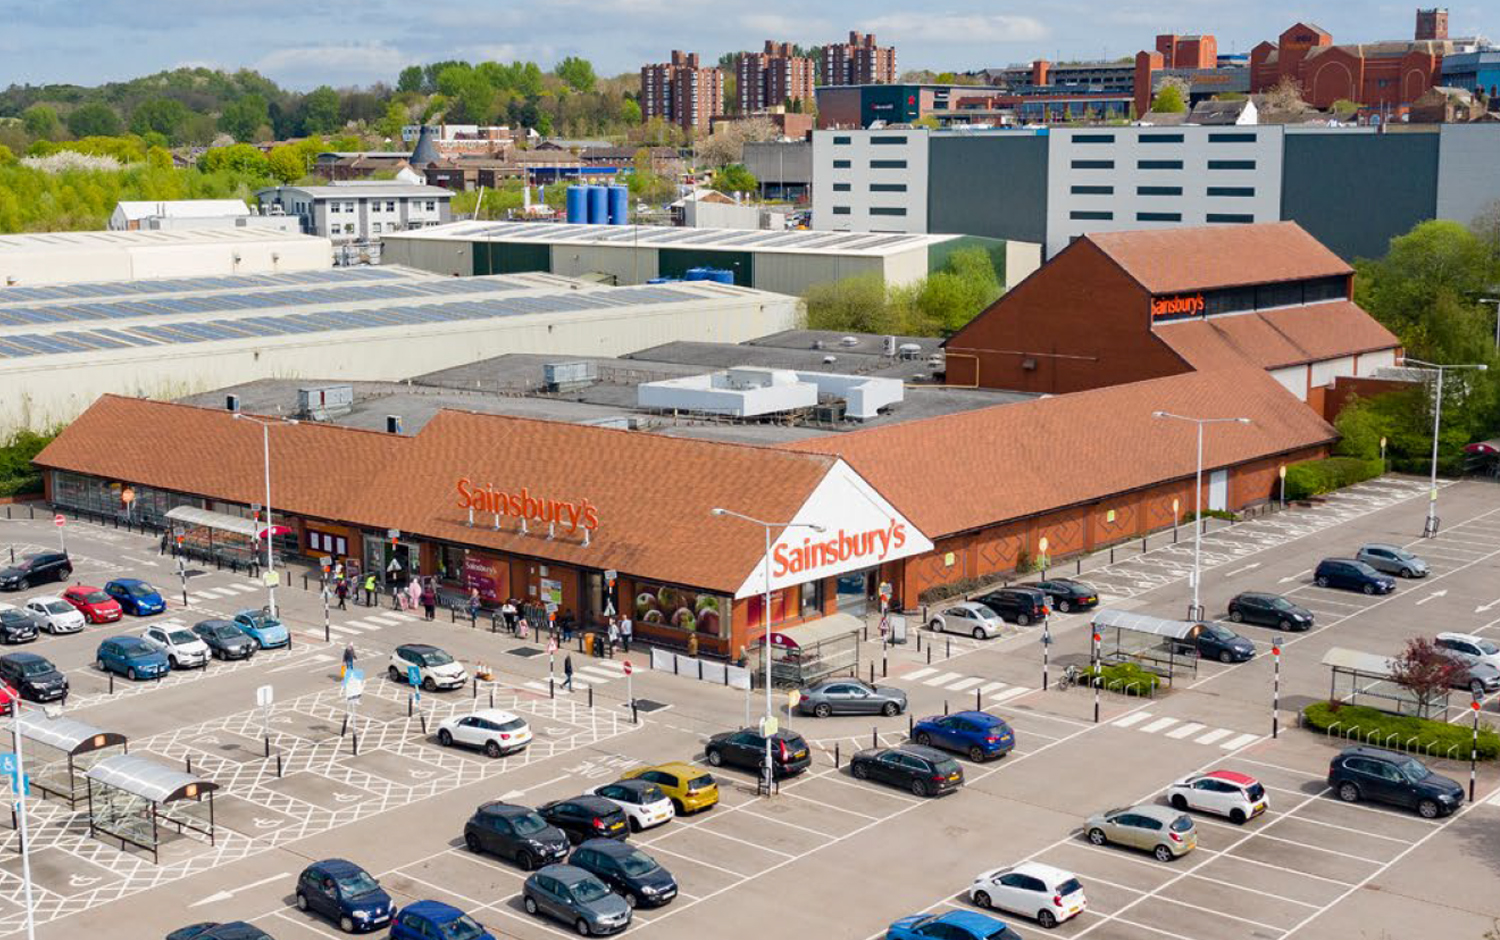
[1113,712,1153,728]
[1208,849,1358,888]
[638,842,745,879]
[1275,811,1412,844]
[1165,722,1206,739]
[1219,732,1261,750]
[1194,728,1233,745]
[229,582,260,592]
[666,819,798,858]
[1147,893,1291,934]
[1232,757,1325,781]
[1181,872,1323,910]
[777,787,882,821]
[739,808,837,840]
[1140,717,1180,734]
[271,912,346,939]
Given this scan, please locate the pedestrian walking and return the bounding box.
[607,619,620,658]
[421,580,436,621]
[516,616,529,641]
[363,573,376,606]
[407,579,422,612]
[341,642,356,678]
[335,579,349,610]
[393,582,407,611]
[560,609,575,643]
[563,654,574,692]
[619,615,633,654]
[501,599,517,635]
[467,588,481,621]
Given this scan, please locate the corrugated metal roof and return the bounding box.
[386,221,956,257]
[1320,647,1395,677]
[1091,609,1199,640]
[16,713,125,755]
[85,753,217,803]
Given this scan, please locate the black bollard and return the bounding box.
[340,715,348,736]
[946,637,951,658]
[882,655,888,678]
[489,689,495,709]
[185,756,192,774]
[407,696,413,718]
[872,727,878,749]
[276,754,283,778]
[835,742,841,767]
[927,645,932,665]
[549,678,555,699]
[588,686,594,709]
[631,701,639,724]
[943,699,949,716]
[351,732,359,756]
[869,661,875,684]
[976,689,982,712]
[916,631,921,653]
[264,735,270,757]
[908,713,914,736]
[472,677,478,700]
[419,714,427,735]
[109,673,115,694]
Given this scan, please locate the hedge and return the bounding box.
[1283,457,1384,501]
[1083,662,1161,696]
[1302,701,1500,760]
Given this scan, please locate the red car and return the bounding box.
[62,585,122,624]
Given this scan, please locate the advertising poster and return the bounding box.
[462,552,510,606]
[541,578,564,606]
[634,581,724,637]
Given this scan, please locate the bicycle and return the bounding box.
[1057,664,1082,691]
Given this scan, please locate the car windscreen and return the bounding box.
[211,625,243,639]
[1268,597,1297,610]
[120,640,155,657]
[687,774,714,790]
[127,583,156,597]
[0,611,29,626]
[570,877,610,903]
[1170,815,1194,832]
[635,784,665,803]
[1351,562,1381,576]
[1205,624,1237,640]
[1057,877,1084,896]
[334,870,380,898]
[436,914,486,940]
[417,649,454,666]
[1245,782,1266,801]
[1398,758,1431,783]
[82,591,111,603]
[169,630,197,644]
[617,849,659,876]
[1391,549,1416,562]
[509,811,548,835]
[241,611,269,627]
[20,659,53,676]
[44,601,73,614]
[1479,640,1500,656]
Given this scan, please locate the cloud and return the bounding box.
[740,13,830,37]
[254,42,412,86]
[865,12,1049,43]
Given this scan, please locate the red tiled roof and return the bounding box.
[1156,301,1400,371]
[1086,223,1353,295]
[785,367,1336,539]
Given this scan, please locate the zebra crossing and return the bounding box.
[523,657,631,693]
[186,581,262,604]
[900,666,1033,705]
[1112,710,1260,750]
[324,610,421,637]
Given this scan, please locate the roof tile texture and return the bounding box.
[1156,301,1401,371]
[1086,222,1353,295]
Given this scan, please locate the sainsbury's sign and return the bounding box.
[456,478,600,532]
[1151,293,1205,320]
[772,520,907,578]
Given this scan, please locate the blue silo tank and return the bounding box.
[587,185,609,225]
[704,268,734,284]
[683,267,709,281]
[607,185,629,225]
[565,186,588,224]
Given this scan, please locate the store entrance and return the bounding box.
[836,568,876,617]
[364,535,415,587]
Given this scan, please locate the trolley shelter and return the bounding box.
[164,505,276,569]
[1321,646,1442,718]
[1090,609,1205,683]
[753,615,863,689]
[85,754,218,864]
[7,713,126,809]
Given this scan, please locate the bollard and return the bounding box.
[908,713,914,736]
[869,661,875,685]
[324,622,330,643]
[407,696,413,717]
[420,714,427,735]
[186,756,192,775]
[340,715,348,736]
[1076,558,1082,575]
[631,701,639,724]
[489,689,495,709]
[264,735,270,758]
[872,727,878,749]
[109,673,115,694]
[549,678,555,699]
[882,655,888,678]
[302,575,307,590]
[351,732,359,756]
[276,754,283,778]
[472,677,479,700]
[450,607,456,623]
[943,699,949,716]
[1142,537,1147,553]
[588,686,594,709]
[835,742,841,767]
[946,637,951,658]
[927,645,932,665]
[863,623,869,642]
[916,632,922,654]
[1110,547,1115,564]
[976,689,982,712]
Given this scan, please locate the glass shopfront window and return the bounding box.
[632,581,726,639]
[51,472,197,526]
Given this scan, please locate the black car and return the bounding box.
[1227,592,1313,631]
[1314,558,1395,595]
[569,839,678,909]
[0,652,67,703]
[464,801,571,871]
[166,924,275,940]
[191,619,256,660]
[1328,746,1464,818]
[704,728,811,779]
[538,795,631,845]
[0,552,70,591]
[1022,579,1100,614]
[1185,622,1256,663]
[0,607,37,645]
[850,744,964,797]
[974,587,1049,625]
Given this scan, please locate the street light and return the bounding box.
[711,507,825,797]
[1403,358,1488,538]
[233,413,299,618]
[1153,411,1252,621]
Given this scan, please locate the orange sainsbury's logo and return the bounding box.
[456,478,600,532]
[772,520,906,578]
[1152,293,1205,319]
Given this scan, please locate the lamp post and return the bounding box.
[1404,358,1488,538]
[233,414,299,619]
[1153,412,1252,621]
[711,508,825,798]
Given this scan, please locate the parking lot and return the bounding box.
[2,477,1500,939]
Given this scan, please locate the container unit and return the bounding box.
[587,186,609,225]
[608,185,629,225]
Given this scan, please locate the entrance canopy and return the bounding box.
[165,506,287,539]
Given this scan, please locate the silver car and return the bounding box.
[523,863,631,935]
[1085,804,1197,862]
[1356,544,1428,578]
[24,596,84,634]
[929,601,1008,639]
[797,678,906,718]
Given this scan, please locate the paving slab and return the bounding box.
[258,770,379,811]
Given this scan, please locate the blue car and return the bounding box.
[913,710,1016,762]
[233,608,289,649]
[887,910,1024,940]
[96,636,169,680]
[166,923,274,940]
[296,859,393,933]
[105,579,166,616]
[392,900,493,940]
[1314,558,1396,596]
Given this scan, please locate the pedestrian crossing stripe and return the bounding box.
[230,583,259,593]
[1195,728,1233,745]
[923,671,964,687]
[1167,722,1206,739]
[1141,717,1179,734]
[989,687,1030,704]
[1113,712,1152,728]
[327,625,362,637]
[1220,732,1260,750]
[947,677,984,692]
[905,667,937,681]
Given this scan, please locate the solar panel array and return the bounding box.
[0,267,402,304]
[0,286,697,360]
[455,222,929,255]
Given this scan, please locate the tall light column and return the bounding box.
[233,413,299,618]
[1404,358,1488,538]
[1153,412,1252,621]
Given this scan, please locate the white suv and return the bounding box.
[142,624,211,669]
[1436,633,1500,672]
[25,596,84,634]
[388,643,467,692]
[435,709,531,758]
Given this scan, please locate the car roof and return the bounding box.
[28,594,65,603]
[477,801,531,817]
[0,652,45,664]
[110,578,148,587]
[1437,632,1487,644]
[893,744,952,761]
[108,635,151,646]
[637,761,707,775]
[608,779,656,793]
[949,710,1006,726]
[954,600,997,612]
[538,863,594,884]
[1360,543,1402,551]
[196,619,240,629]
[1204,770,1258,787]
[66,584,104,592]
[467,708,521,723]
[1129,803,1188,822]
[400,899,463,920]
[1011,861,1077,885]
[936,910,1008,932]
[578,838,639,856]
[398,643,440,654]
[310,858,366,876]
[1341,745,1406,761]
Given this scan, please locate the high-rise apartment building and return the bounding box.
[641,51,724,133]
[737,41,816,112]
[820,32,897,86]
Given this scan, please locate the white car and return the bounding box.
[929,601,1007,639]
[1166,769,1268,824]
[1436,633,1500,672]
[436,708,531,758]
[970,862,1087,929]
[142,624,211,669]
[25,596,84,634]
[388,643,468,691]
[585,779,676,832]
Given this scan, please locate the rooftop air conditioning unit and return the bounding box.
[814,401,847,423]
[297,384,354,420]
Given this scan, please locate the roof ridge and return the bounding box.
[85,394,418,444]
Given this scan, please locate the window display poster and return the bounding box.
[462,552,510,606]
[540,578,564,606]
[634,581,724,637]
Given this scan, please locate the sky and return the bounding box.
[2,0,1496,91]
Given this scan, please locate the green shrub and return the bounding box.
[1302,701,1500,760]
[1084,662,1161,696]
[1181,509,1238,524]
[918,577,986,605]
[1282,456,1384,500]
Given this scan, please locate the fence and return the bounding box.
[651,647,752,690]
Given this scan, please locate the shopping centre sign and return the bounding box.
[772,520,909,578]
[455,478,600,532]
[1151,292,1206,320]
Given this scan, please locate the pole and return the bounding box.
[261,423,278,619]
[1191,421,1203,621]
[323,584,330,644]
[1042,614,1050,691]
[13,699,35,940]
[1091,630,1100,724]
[1425,368,1444,538]
[1272,636,1282,739]
[178,556,188,609]
[1471,699,1479,803]
[762,524,773,799]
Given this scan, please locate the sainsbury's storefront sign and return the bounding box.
[772,520,907,578]
[1151,293,1205,320]
[456,478,600,532]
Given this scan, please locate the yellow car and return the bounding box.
[621,761,720,815]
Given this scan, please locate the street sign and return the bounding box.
[760,715,779,736]
[343,668,365,702]
[0,754,15,776]
[604,569,618,582]
[262,570,280,587]
[788,689,801,708]
[387,529,401,540]
[547,638,558,654]
[52,514,64,528]
[622,660,633,676]
[386,558,401,573]
[407,664,421,688]
[255,685,273,708]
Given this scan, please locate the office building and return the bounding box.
[254,182,452,245]
[641,51,723,133]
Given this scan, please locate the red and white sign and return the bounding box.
[547,638,557,654]
[53,514,65,528]
[623,660,633,676]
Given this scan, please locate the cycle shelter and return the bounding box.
[752,614,862,689]
[1322,646,1445,719]
[84,754,218,864]
[1090,609,1204,683]
[7,712,127,809]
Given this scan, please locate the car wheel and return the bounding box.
[915,732,932,747]
[1472,680,1485,696]
[882,701,900,718]
[814,703,832,718]
[1277,619,1292,632]
[1153,844,1174,863]
[1363,583,1376,595]
[1017,614,1030,627]
[1087,827,1107,846]
[706,749,723,767]
[968,745,986,762]
[929,620,943,632]
[422,676,437,693]
[1402,568,1414,579]
[465,831,482,853]
[16,579,27,591]
[1338,782,1360,803]
[339,916,355,933]
[624,891,639,909]
[57,567,71,580]
[96,658,106,671]
[670,798,685,816]
[169,656,179,670]
[1230,808,1247,825]
[973,891,992,909]
[1315,576,1329,588]
[524,896,539,916]
[388,666,402,681]
[575,918,592,936]
[910,779,928,797]
[1219,650,1233,664]
[852,762,870,780]
[1229,609,1243,623]
[516,849,536,871]
[629,816,641,833]
[484,740,502,759]
[126,667,137,681]
[438,729,453,747]
[1170,794,1188,811]
[973,627,986,640]
[1418,799,1440,819]
[296,893,309,912]
[1058,600,1071,614]
[1038,909,1058,929]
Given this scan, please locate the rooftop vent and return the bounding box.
[297,384,354,421]
[839,336,860,347]
[543,360,597,393]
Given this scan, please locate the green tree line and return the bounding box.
[802,247,1004,337]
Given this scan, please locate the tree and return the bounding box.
[710,163,757,195]
[22,104,64,139]
[397,65,425,94]
[555,56,597,93]
[698,116,778,168]
[620,99,642,125]
[299,86,342,135]
[804,273,898,333]
[267,145,308,183]
[1389,637,1465,718]
[1262,76,1310,113]
[198,142,271,177]
[129,97,189,141]
[66,102,122,138]
[376,101,409,142]
[219,94,270,142]
[1356,220,1500,361]
[1150,82,1188,114]
[1329,98,1360,117]
[0,145,13,165]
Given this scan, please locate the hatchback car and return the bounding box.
[1226,592,1313,631]
[704,728,811,778]
[523,864,631,936]
[232,608,289,649]
[96,636,169,680]
[569,839,678,909]
[885,910,1024,940]
[295,859,393,933]
[797,677,906,718]
[390,900,493,940]
[1314,558,1395,595]
[585,779,674,832]
[1187,622,1256,663]
[0,606,38,644]
[1356,543,1429,578]
[388,643,467,691]
[0,652,67,703]
[166,924,275,940]
[928,601,1008,639]
[0,551,70,590]
[970,862,1087,929]
[1022,579,1100,614]
[538,795,630,845]
[104,578,166,616]
[619,762,719,815]
[25,596,84,634]
[1436,633,1500,672]
[464,801,571,871]
[1167,770,1268,824]
[975,587,1050,626]
[142,624,211,670]
[436,709,531,758]
[62,585,123,624]
[192,619,256,660]
[1085,804,1197,861]
[850,744,964,797]
[913,710,1015,762]
[1328,746,1463,818]
[1434,646,1500,695]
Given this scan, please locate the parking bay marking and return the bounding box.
[190,872,288,907]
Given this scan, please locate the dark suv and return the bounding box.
[1328,746,1463,818]
[463,801,571,870]
[1022,579,1100,614]
[975,587,1050,625]
[1314,558,1395,595]
[0,652,68,703]
[704,728,811,779]
[0,552,71,591]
